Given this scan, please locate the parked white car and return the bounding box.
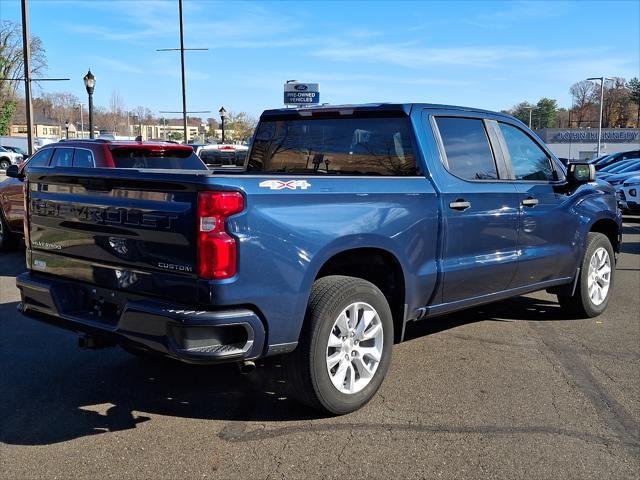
[0,146,24,170]
[616,175,640,214]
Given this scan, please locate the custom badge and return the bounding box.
[259,180,311,190]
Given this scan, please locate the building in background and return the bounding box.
[535,128,640,160]
[9,112,61,139]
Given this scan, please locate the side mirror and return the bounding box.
[567,163,595,185]
[5,164,23,179]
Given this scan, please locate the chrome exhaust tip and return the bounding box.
[238,360,256,375]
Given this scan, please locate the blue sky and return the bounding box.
[1,0,639,120]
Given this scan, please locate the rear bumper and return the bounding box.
[16,272,266,364]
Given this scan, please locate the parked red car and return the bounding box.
[0,139,207,250]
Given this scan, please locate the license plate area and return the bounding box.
[65,285,126,326]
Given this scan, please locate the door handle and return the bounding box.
[521,197,539,207]
[449,200,471,211]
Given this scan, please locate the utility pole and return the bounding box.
[587,76,613,156]
[21,0,34,154]
[157,0,208,143]
[1,0,70,154]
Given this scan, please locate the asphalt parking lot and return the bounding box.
[0,217,638,479]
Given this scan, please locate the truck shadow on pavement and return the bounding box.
[0,295,586,447]
[0,246,636,447]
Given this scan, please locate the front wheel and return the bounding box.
[0,210,17,251]
[558,232,615,318]
[284,275,394,414]
[0,159,11,170]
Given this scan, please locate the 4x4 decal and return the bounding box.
[259,180,311,190]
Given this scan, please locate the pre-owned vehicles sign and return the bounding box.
[284,83,319,105]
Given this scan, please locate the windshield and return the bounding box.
[595,154,615,165]
[248,116,419,176]
[601,160,634,172]
[616,162,640,173]
[110,148,207,169]
[601,160,634,173]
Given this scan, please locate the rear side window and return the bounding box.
[498,123,554,181]
[50,148,74,167]
[72,149,95,167]
[435,117,498,180]
[248,117,418,176]
[110,148,207,169]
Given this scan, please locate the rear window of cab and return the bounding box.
[248,117,420,176]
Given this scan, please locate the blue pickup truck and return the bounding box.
[13,103,621,414]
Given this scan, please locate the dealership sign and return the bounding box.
[284,82,320,105]
[535,128,640,143]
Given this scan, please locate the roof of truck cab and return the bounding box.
[260,103,508,119]
[51,139,192,150]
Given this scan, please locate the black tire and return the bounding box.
[283,275,394,414]
[0,209,17,251]
[558,232,615,318]
[0,159,10,170]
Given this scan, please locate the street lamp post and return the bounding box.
[219,106,227,143]
[65,120,69,139]
[587,76,613,156]
[525,107,538,129]
[83,69,96,139]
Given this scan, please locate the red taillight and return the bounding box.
[197,191,244,279]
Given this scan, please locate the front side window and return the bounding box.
[24,148,53,170]
[435,117,498,180]
[499,123,554,181]
[248,117,418,176]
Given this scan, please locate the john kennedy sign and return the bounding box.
[536,128,640,143]
[284,82,320,105]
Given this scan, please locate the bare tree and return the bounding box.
[602,77,630,128]
[0,20,48,98]
[0,20,48,134]
[569,80,595,127]
[107,90,125,134]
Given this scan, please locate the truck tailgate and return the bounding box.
[25,167,211,304]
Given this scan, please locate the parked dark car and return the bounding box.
[593,150,640,170]
[0,139,206,250]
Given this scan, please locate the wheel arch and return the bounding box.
[312,246,407,343]
[589,217,621,253]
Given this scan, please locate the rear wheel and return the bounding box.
[284,275,394,414]
[558,232,615,318]
[0,158,11,170]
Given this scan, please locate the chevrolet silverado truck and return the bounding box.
[14,103,621,414]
